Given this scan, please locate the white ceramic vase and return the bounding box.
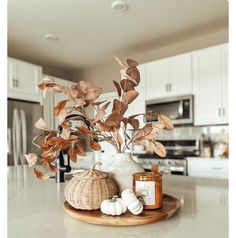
[104,152,145,193]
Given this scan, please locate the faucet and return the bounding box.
[55,114,90,183]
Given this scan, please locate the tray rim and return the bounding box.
[63,193,181,226]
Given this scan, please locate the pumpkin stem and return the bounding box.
[111,195,119,202]
[90,162,102,170]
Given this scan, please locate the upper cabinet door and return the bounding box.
[8,57,42,102]
[146,59,169,100]
[193,46,223,125]
[169,53,192,96]
[221,44,228,124]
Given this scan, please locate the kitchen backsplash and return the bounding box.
[158,125,228,142]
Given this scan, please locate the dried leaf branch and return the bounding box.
[25,57,173,180]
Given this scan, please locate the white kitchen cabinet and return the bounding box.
[145,53,192,100]
[8,57,42,103]
[193,44,228,125]
[187,158,228,179]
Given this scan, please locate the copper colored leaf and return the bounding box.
[135,124,153,140]
[152,141,166,157]
[93,108,106,124]
[126,66,140,85]
[101,101,111,111]
[68,143,77,162]
[24,153,38,167]
[142,123,164,140]
[120,69,137,85]
[120,79,135,92]
[113,129,123,146]
[76,126,92,137]
[123,90,139,104]
[90,140,101,151]
[127,59,138,67]
[58,107,74,123]
[128,118,139,130]
[54,100,68,116]
[113,80,122,97]
[35,118,47,130]
[104,114,123,127]
[95,121,114,132]
[33,167,49,180]
[91,100,107,106]
[48,162,58,172]
[158,113,174,130]
[74,98,86,108]
[60,127,71,140]
[75,143,87,157]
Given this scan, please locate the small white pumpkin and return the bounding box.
[100,196,127,216]
[121,189,143,215]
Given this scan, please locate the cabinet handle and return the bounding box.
[169,84,172,91]
[165,84,168,92]
[222,108,225,117]
[12,79,19,88]
[212,167,223,170]
[218,108,221,117]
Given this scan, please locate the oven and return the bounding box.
[134,139,200,176]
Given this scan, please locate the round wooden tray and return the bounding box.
[63,194,181,226]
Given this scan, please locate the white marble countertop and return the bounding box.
[8,166,228,238]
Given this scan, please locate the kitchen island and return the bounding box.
[8,166,228,238]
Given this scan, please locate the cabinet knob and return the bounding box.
[12,79,19,87]
[169,83,172,91]
[165,84,168,92]
[218,108,221,117]
[222,108,225,117]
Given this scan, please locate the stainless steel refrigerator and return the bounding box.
[7,99,43,166]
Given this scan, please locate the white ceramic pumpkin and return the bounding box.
[121,189,143,215]
[100,196,127,216]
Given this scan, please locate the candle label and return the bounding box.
[135,181,155,205]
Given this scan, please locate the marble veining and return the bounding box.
[8,165,228,238]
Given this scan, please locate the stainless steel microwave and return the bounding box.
[145,95,193,125]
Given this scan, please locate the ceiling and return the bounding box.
[8,0,228,73]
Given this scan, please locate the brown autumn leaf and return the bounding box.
[120,79,135,92]
[104,114,123,127]
[54,100,68,116]
[120,69,137,85]
[113,80,122,97]
[39,157,48,167]
[76,126,92,137]
[90,140,101,151]
[113,129,123,146]
[75,142,87,157]
[74,98,86,108]
[158,113,174,130]
[33,167,50,180]
[48,162,58,172]
[152,141,167,157]
[58,107,74,123]
[95,121,114,132]
[112,99,123,114]
[127,59,138,67]
[35,118,47,130]
[123,90,139,104]
[60,127,71,140]
[25,153,38,167]
[91,100,107,106]
[142,123,164,140]
[128,118,139,130]
[101,101,111,111]
[135,124,153,140]
[93,108,106,124]
[126,66,140,85]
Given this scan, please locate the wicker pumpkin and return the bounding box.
[64,163,118,210]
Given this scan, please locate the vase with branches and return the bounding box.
[25,57,173,190]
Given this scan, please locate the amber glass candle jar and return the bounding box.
[133,171,162,209]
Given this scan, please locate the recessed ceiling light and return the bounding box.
[111,1,128,12]
[44,34,58,41]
